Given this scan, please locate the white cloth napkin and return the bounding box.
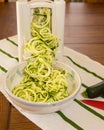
[0,36,104,130]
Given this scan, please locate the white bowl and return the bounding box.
[4,61,81,114]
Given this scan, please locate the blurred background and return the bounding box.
[0,0,104,3]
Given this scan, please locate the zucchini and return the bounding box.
[86,81,104,98]
[101,88,104,98]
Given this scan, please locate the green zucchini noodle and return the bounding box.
[24,37,55,60]
[23,7,59,59]
[40,27,51,39]
[12,65,70,102]
[12,7,72,103]
[24,57,53,81]
[31,7,51,31]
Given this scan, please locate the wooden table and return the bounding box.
[0,2,104,130]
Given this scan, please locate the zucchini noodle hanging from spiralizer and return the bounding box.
[12,7,71,103]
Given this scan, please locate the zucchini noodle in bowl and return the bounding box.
[5,4,81,114]
[4,60,81,114]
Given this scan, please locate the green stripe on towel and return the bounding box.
[0,65,7,73]
[66,56,104,80]
[74,99,104,120]
[56,111,84,130]
[0,49,19,61]
[6,38,18,47]
[82,83,88,88]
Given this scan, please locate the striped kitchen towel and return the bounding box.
[0,36,104,130]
